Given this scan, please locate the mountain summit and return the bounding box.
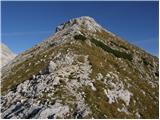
[1,16,159,119]
[55,16,104,32]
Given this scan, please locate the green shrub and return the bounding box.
[142,58,149,66]
[91,38,133,61]
[74,34,86,41]
[111,41,128,50]
[142,58,153,67]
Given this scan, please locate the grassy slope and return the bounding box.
[1,29,159,118]
[72,40,158,118]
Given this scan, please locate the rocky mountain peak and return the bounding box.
[55,16,103,33]
[1,17,159,119]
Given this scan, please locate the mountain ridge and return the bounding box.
[1,16,159,119]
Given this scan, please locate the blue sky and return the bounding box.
[1,1,159,56]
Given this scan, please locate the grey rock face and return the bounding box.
[1,43,16,67]
[1,52,93,119]
[56,16,104,33]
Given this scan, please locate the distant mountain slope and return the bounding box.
[1,43,16,68]
[1,16,159,119]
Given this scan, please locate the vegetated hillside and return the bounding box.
[1,16,159,119]
[1,43,16,68]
